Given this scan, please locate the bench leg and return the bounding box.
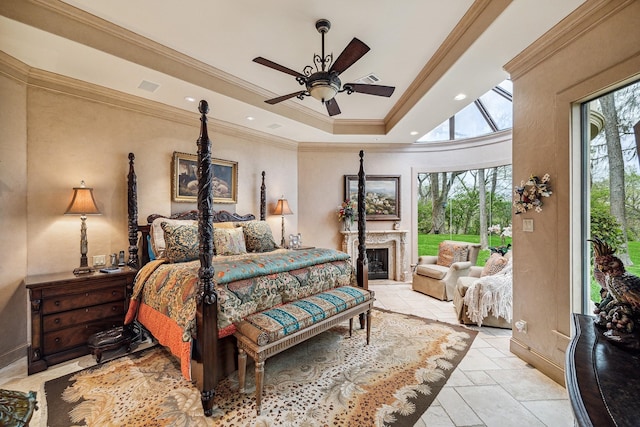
[349,318,353,337]
[238,348,247,393]
[255,360,265,415]
[366,309,372,345]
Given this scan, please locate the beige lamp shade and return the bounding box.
[273,197,293,216]
[65,181,101,215]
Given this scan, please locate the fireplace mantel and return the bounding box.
[340,230,408,281]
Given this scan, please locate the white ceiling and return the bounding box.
[0,0,584,144]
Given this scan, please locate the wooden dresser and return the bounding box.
[25,267,136,374]
[565,313,640,427]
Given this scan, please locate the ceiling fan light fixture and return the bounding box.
[307,72,341,102]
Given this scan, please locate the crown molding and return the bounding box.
[385,0,511,132]
[504,0,635,80]
[0,0,395,136]
[0,50,30,83]
[298,129,512,153]
[0,51,299,150]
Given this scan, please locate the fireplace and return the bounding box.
[366,248,389,279]
[340,230,409,281]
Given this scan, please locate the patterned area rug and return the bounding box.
[44,309,476,426]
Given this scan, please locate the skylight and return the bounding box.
[418,79,513,142]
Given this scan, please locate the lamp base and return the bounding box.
[73,266,94,275]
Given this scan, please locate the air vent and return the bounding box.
[354,73,380,85]
[267,123,282,129]
[138,80,160,92]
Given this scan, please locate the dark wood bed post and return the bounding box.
[127,153,139,269]
[357,150,368,329]
[260,171,266,221]
[195,100,218,416]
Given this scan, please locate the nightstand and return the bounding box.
[25,267,136,374]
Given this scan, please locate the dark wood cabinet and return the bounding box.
[565,313,640,427]
[25,268,136,374]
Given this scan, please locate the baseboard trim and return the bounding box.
[510,338,566,386]
[0,344,28,370]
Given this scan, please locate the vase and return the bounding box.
[343,219,352,231]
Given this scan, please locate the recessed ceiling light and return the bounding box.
[246,116,255,121]
[410,131,419,136]
[454,93,467,101]
[184,96,196,102]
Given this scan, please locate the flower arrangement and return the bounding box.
[337,199,355,230]
[337,199,355,221]
[513,174,552,214]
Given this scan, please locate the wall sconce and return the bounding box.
[65,181,101,274]
[272,196,293,248]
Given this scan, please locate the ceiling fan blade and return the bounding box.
[325,98,341,116]
[253,57,305,79]
[265,91,306,105]
[329,38,370,76]
[344,83,395,97]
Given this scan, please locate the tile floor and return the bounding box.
[0,280,575,426]
[369,280,575,427]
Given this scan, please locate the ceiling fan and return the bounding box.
[253,19,395,116]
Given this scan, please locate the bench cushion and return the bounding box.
[235,286,371,346]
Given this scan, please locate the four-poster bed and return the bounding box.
[124,100,370,415]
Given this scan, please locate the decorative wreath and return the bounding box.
[513,174,552,214]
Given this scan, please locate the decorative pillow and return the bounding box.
[481,252,509,277]
[242,220,278,252]
[214,227,247,256]
[150,218,197,259]
[214,221,236,229]
[161,222,199,263]
[436,242,470,267]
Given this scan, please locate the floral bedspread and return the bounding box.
[128,248,356,341]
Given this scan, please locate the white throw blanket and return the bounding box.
[463,258,513,326]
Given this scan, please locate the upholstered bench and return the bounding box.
[234,286,374,415]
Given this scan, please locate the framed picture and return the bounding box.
[172,152,238,203]
[344,175,400,221]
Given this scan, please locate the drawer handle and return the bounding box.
[112,291,117,296]
[54,318,60,324]
[112,306,117,311]
[85,292,89,297]
[55,337,60,343]
[54,301,60,306]
[86,308,89,313]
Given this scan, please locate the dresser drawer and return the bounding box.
[41,286,124,314]
[43,301,125,332]
[43,317,123,354]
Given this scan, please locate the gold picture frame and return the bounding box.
[172,152,238,203]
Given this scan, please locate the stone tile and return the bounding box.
[442,369,474,387]
[521,400,575,427]
[464,370,497,385]
[491,356,531,370]
[477,346,508,359]
[416,405,456,427]
[487,369,569,401]
[456,385,545,427]
[457,349,503,371]
[436,387,483,426]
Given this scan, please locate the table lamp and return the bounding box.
[65,180,101,274]
[272,196,293,247]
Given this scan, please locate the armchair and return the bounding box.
[412,240,481,301]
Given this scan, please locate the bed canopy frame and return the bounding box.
[125,100,368,415]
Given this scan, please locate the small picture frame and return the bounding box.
[172,152,238,203]
[344,175,400,221]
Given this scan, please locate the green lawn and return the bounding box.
[417,234,512,266]
[418,233,640,304]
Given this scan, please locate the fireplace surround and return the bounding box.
[340,230,408,281]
